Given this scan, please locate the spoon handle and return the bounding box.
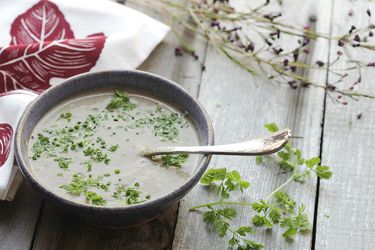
[142,128,291,157]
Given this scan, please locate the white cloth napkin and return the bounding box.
[0,0,169,200]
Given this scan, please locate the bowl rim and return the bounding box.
[15,70,214,212]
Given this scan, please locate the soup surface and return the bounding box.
[28,90,200,207]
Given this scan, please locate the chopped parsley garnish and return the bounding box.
[85,191,107,206]
[60,174,109,206]
[31,133,52,160]
[151,106,186,141]
[83,147,110,164]
[106,90,136,111]
[109,144,119,152]
[128,105,188,142]
[113,183,150,205]
[152,153,189,168]
[54,157,72,169]
[81,161,93,172]
[60,174,108,195]
[59,112,72,122]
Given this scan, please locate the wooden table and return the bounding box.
[1,0,374,249]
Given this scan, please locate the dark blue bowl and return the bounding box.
[15,70,214,227]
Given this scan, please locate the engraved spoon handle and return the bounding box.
[142,129,291,157]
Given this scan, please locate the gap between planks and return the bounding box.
[172,0,333,249]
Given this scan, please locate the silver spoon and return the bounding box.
[142,128,291,157]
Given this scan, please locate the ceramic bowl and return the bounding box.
[15,70,214,227]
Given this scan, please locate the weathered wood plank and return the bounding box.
[315,1,375,249]
[173,0,333,249]
[31,1,206,250]
[127,0,207,97]
[33,202,178,250]
[0,181,42,250]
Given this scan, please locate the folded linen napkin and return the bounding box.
[0,0,169,200]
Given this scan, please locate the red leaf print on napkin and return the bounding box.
[0,124,13,168]
[0,0,106,93]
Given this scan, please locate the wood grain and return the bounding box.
[127,0,207,97]
[172,0,333,249]
[33,202,178,250]
[0,182,42,250]
[315,1,375,249]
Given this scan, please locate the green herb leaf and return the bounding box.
[264,123,279,133]
[200,168,250,198]
[60,174,108,196]
[203,207,237,237]
[280,205,311,240]
[85,191,107,206]
[54,157,72,169]
[106,90,136,111]
[59,112,72,122]
[315,165,333,179]
[153,153,189,168]
[112,183,150,205]
[305,157,320,169]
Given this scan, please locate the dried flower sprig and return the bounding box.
[130,0,375,103]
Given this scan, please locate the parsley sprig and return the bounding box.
[256,123,333,182]
[189,122,333,249]
[200,168,250,199]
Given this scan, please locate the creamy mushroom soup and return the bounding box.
[28,90,200,207]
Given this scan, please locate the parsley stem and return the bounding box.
[265,159,297,203]
[189,201,253,211]
[265,174,294,203]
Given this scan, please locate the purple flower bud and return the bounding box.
[309,15,317,22]
[327,84,336,91]
[349,25,356,34]
[264,39,273,46]
[211,21,220,28]
[245,43,255,52]
[302,37,310,46]
[316,60,324,67]
[304,24,311,30]
[273,47,283,55]
[293,50,299,61]
[288,80,298,89]
[174,47,183,56]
